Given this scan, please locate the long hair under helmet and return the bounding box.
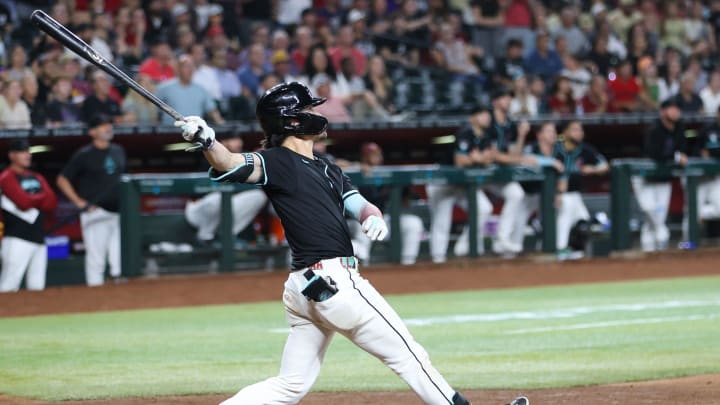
[256,82,328,148]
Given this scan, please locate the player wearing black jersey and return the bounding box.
[175,82,529,405]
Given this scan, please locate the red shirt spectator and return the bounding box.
[608,61,641,111]
[547,76,576,115]
[505,0,533,27]
[328,25,367,77]
[580,75,616,114]
[139,42,176,83]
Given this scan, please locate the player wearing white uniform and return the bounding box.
[0,139,58,292]
[486,89,531,256]
[57,115,127,286]
[553,121,609,258]
[632,99,688,252]
[350,142,425,265]
[692,107,720,220]
[184,132,268,243]
[427,106,495,263]
[175,82,528,405]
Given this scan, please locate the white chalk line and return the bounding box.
[268,299,720,333]
[506,313,718,334]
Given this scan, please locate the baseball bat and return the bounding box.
[30,9,185,122]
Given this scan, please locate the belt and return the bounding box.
[307,256,357,271]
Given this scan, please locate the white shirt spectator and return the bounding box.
[700,85,720,115]
[277,0,312,26]
[561,67,592,100]
[509,94,539,118]
[334,73,366,100]
[658,78,680,102]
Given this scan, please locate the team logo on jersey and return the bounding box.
[105,156,116,175]
[20,178,41,194]
[459,140,469,151]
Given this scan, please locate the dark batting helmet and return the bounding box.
[256,82,328,147]
[568,219,591,252]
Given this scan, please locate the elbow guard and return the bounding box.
[209,153,255,183]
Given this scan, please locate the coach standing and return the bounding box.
[56,114,126,286]
[632,99,687,252]
[0,139,58,292]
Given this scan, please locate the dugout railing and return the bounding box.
[118,166,559,275]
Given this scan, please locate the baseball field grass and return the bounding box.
[1,276,719,401]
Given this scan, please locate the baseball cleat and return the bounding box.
[504,396,529,405]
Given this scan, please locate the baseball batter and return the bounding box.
[633,99,688,252]
[176,82,528,405]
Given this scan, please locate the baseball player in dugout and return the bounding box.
[486,88,532,257]
[0,139,58,292]
[56,114,127,286]
[553,121,609,259]
[632,99,688,252]
[184,131,268,244]
[175,82,529,405]
[427,106,494,264]
[691,106,720,220]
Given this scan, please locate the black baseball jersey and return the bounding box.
[696,123,720,159]
[487,113,518,153]
[455,124,494,157]
[554,142,606,192]
[643,119,687,182]
[521,140,558,194]
[255,147,356,270]
[61,143,126,212]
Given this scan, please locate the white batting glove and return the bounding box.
[174,116,215,151]
[361,215,388,241]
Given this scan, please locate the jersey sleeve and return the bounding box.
[341,171,358,202]
[454,127,473,155]
[582,144,606,166]
[257,149,297,192]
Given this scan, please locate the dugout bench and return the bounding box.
[610,158,720,250]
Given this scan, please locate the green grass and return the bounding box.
[1,276,719,400]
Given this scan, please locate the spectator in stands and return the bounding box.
[157,54,224,125]
[4,45,32,82]
[258,73,281,97]
[277,0,312,28]
[208,49,244,117]
[139,40,176,83]
[393,0,432,66]
[660,1,687,54]
[46,77,81,126]
[271,50,299,84]
[554,121,609,260]
[58,55,89,101]
[174,24,196,55]
[144,0,173,46]
[524,30,563,82]
[553,6,591,57]
[56,114,127,286]
[637,56,660,111]
[502,0,536,56]
[317,0,344,31]
[561,54,592,101]
[121,74,159,125]
[81,71,122,124]
[0,139,58,293]
[312,73,352,123]
[686,57,709,93]
[487,88,531,256]
[303,44,338,92]
[21,74,46,127]
[335,56,366,115]
[586,35,617,77]
[240,23,272,67]
[349,7,376,59]
[467,0,504,58]
[184,132,268,244]
[632,99,687,252]
[701,70,720,115]
[190,43,221,103]
[658,58,681,102]
[432,22,483,78]
[509,74,538,118]
[673,72,704,113]
[427,106,494,263]
[237,43,270,98]
[113,6,145,67]
[290,25,314,75]
[494,38,526,90]
[608,59,641,112]
[547,75,576,115]
[579,74,613,114]
[329,25,367,77]
[0,79,31,129]
[529,75,549,115]
[270,29,291,60]
[350,142,425,265]
[607,0,642,42]
[364,54,398,115]
[553,35,570,61]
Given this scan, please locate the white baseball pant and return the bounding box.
[80,208,120,286]
[350,213,424,265]
[426,184,492,263]
[185,190,268,241]
[556,192,591,250]
[0,236,47,292]
[632,176,672,252]
[697,176,720,219]
[220,257,458,405]
[489,182,528,254]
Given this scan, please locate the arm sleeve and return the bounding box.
[0,172,38,211]
[36,175,58,211]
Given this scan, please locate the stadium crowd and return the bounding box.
[1,0,720,128]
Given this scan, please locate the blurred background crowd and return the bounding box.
[1,0,720,129]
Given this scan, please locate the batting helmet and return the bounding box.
[256,82,328,146]
[568,219,591,252]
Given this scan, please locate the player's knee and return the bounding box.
[402,215,424,234]
[277,374,314,402]
[504,182,525,201]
